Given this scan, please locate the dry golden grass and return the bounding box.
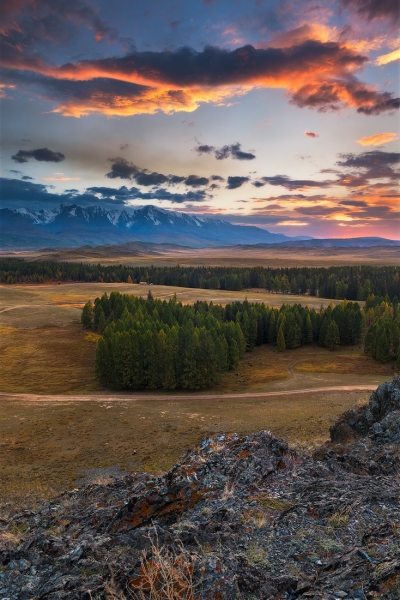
[0,282,348,316]
[294,354,389,375]
[0,323,100,394]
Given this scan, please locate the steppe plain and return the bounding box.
[1,245,398,513]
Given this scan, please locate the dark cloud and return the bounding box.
[305,131,319,138]
[296,206,343,216]
[0,177,208,210]
[119,143,130,151]
[336,151,400,169]
[88,184,207,204]
[86,185,139,199]
[134,189,208,203]
[169,175,186,184]
[228,144,255,161]
[356,205,394,218]
[0,177,130,210]
[215,146,231,160]
[0,0,116,44]
[184,175,209,187]
[196,144,215,154]
[339,200,369,207]
[211,175,225,181]
[260,175,332,190]
[332,151,400,187]
[252,181,266,188]
[12,147,65,163]
[21,175,34,180]
[339,0,400,26]
[135,171,169,186]
[0,177,68,207]
[196,142,255,161]
[226,176,250,189]
[106,157,209,189]
[106,157,138,179]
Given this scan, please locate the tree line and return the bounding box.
[2,257,400,301]
[82,292,364,390]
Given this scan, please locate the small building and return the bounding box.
[139,281,148,286]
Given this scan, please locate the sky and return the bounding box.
[0,0,399,239]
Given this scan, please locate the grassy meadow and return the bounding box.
[0,281,395,513]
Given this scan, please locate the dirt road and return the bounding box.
[0,385,377,404]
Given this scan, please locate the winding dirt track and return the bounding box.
[0,385,377,404]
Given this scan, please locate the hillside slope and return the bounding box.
[1,378,399,599]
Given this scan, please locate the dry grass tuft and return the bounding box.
[126,536,199,600]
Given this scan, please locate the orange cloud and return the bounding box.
[357,132,399,146]
[375,48,400,65]
[266,23,334,48]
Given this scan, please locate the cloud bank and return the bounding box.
[2,37,398,117]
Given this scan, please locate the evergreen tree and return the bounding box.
[277,325,286,351]
[81,300,94,329]
[325,320,340,350]
[268,312,277,344]
[305,313,313,344]
[284,312,302,349]
[376,329,391,363]
[364,323,376,356]
[96,307,106,334]
[318,316,329,346]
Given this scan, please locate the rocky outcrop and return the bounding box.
[315,377,400,475]
[1,378,399,599]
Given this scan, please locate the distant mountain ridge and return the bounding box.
[0,203,310,249]
[0,203,398,250]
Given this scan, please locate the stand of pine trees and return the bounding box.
[2,258,400,301]
[82,292,364,390]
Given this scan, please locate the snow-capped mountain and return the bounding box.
[0,204,310,249]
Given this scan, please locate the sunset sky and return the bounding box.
[0,0,399,239]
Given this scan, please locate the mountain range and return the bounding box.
[0,204,309,250]
[0,204,398,250]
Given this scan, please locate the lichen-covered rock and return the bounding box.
[1,378,399,599]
